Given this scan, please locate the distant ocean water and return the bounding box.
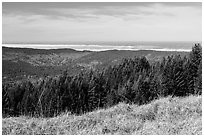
[2,41,201,52]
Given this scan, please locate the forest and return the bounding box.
[2,44,202,118]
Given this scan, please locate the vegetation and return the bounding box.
[2,95,202,135]
[2,44,202,118]
[2,46,188,82]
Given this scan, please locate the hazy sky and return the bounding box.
[2,2,202,43]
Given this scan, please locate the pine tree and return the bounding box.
[186,44,202,94]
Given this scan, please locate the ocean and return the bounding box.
[2,41,201,52]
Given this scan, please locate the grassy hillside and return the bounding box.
[2,95,202,135]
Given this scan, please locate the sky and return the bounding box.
[2,2,202,43]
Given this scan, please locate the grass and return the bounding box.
[2,95,202,135]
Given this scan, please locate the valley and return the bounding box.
[2,46,189,82]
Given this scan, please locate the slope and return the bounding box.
[2,95,202,135]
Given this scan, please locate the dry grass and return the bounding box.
[2,95,202,135]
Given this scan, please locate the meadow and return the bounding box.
[2,95,202,135]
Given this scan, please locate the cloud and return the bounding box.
[2,2,202,43]
[1,3,180,20]
[43,3,177,20]
[2,2,201,22]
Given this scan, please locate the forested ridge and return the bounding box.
[2,44,202,117]
[2,46,188,82]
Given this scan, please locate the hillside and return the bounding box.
[2,46,188,82]
[2,95,202,135]
[3,44,201,118]
[2,46,92,82]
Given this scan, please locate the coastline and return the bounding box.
[2,43,193,52]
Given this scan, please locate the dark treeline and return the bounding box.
[2,44,202,117]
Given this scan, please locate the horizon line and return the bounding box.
[2,45,191,52]
[2,40,202,44]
